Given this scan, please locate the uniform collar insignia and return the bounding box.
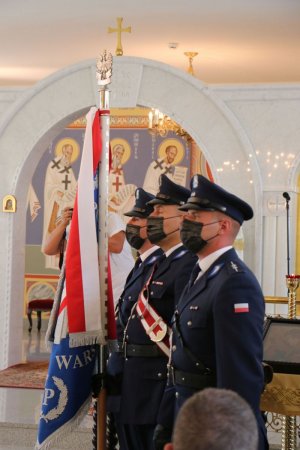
[173,248,188,260]
[207,263,224,279]
[145,254,161,265]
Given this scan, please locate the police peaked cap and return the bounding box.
[147,174,191,206]
[124,188,155,218]
[179,174,253,224]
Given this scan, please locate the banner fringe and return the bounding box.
[35,396,92,450]
[69,331,106,348]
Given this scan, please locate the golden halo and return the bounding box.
[55,138,80,164]
[158,138,185,165]
[110,138,131,165]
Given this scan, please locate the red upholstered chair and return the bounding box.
[27,298,54,332]
[26,283,55,332]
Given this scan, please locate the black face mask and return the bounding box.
[180,218,220,254]
[125,223,146,250]
[146,217,166,244]
[146,215,180,244]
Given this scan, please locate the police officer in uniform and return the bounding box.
[107,188,163,445]
[160,174,268,450]
[110,176,197,450]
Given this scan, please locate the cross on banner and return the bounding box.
[108,17,131,56]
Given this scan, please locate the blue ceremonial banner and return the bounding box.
[36,107,105,449]
[36,338,96,448]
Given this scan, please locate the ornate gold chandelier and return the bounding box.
[148,108,191,141]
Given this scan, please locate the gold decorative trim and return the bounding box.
[264,296,288,304]
[261,373,300,415]
[67,108,150,129]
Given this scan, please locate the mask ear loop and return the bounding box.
[204,221,224,243]
[162,215,182,237]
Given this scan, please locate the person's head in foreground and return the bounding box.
[164,388,259,450]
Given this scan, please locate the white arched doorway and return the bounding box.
[0,56,261,369]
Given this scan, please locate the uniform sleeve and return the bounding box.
[156,384,176,428]
[213,272,265,414]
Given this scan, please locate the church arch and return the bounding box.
[0,56,260,368]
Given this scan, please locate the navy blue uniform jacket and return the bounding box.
[109,245,197,425]
[108,247,163,377]
[169,248,268,450]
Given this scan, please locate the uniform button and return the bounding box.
[175,392,179,399]
[126,335,129,339]
[150,291,154,295]
[128,296,132,300]
[172,345,177,351]
[187,320,192,327]
[157,372,162,377]
[196,362,200,367]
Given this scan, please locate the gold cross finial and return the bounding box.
[108,17,131,56]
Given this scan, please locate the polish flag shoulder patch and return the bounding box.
[234,303,249,313]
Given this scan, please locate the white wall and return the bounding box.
[214,85,300,296]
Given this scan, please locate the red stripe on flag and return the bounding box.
[65,110,103,334]
[65,194,86,332]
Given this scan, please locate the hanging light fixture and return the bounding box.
[148,108,191,141]
[184,51,198,76]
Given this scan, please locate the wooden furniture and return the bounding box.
[27,298,54,332]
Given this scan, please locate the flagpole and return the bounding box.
[95,51,113,450]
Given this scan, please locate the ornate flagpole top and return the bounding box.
[96,50,113,89]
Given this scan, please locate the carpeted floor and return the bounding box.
[0,361,48,389]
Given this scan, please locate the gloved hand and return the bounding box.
[153,424,172,450]
[106,373,123,395]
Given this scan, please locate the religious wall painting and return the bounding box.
[109,137,131,195]
[25,107,211,282]
[143,138,188,195]
[43,137,79,269]
[2,194,16,213]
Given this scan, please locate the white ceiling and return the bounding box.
[1,0,300,86]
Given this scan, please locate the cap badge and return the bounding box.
[192,176,199,188]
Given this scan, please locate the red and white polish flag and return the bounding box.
[234,303,249,313]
